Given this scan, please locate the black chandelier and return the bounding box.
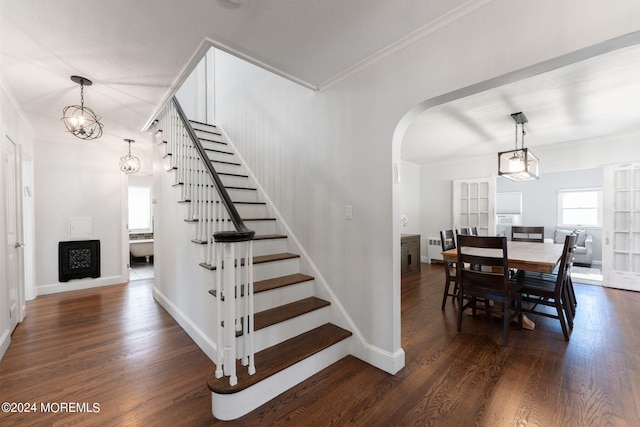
[498,112,539,181]
[61,76,104,140]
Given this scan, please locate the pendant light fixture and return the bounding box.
[61,76,104,140]
[498,112,539,181]
[120,139,141,174]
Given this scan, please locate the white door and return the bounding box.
[452,177,496,236]
[4,135,24,332]
[603,163,640,291]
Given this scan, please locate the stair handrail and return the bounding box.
[171,96,255,243]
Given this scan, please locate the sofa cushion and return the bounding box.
[555,228,587,247]
[574,229,587,246]
[554,229,573,245]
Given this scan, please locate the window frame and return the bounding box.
[128,185,153,233]
[557,187,603,228]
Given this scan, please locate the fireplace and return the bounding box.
[58,240,100,282]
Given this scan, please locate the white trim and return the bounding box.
[318,0,497,90]
[0,328,10,362]
[0,76,37,138]
[152,286,218,363]
[37,275,126,295]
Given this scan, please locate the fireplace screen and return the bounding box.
[58,240,100,282]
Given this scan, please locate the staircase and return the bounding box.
[156,100,352,421]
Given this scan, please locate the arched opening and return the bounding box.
[391,31,640,354]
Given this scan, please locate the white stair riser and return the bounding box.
[240,305,329,354]
[211,338,351,421]
[201,141,232,154]
[243,220,277,235]
[235,203,267,218]
[207,151,236,163]
[252,238,287,256]
[212,163,244,175]
[220,175,251,188]
[253,280,315,313]
[253,258,300,281]
[227,188,259,203]
[194,130,224,142]
[190,123,218,132]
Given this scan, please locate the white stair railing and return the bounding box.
[155,98,255,386]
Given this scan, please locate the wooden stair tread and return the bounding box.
[208,323,351,394]
[199,252,300,270]
[253,234,287,240]
[254,252,299,264]
[255,296,329,331]
[192,234,286,245]
[254,273,314,293]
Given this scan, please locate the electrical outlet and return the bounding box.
[345,205,353,219]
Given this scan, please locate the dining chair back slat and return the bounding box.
[512,226,544,243]
[457,235,523,346]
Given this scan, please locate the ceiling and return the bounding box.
[0,0,475,148]
[401,42,640,165]
[2,1,640,166]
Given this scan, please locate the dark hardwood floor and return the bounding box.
[1,265,639,426]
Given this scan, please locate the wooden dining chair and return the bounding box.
[512,234,577,341]
[511,226,544,242]
[469,226,478,236]
[440,229,459,309]
[456,235,523,346]
[456,227,471,236]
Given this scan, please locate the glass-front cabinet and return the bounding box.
[452,177,495,236]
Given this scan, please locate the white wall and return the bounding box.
[176,56,207,123]
[210,0,640,373]
[399,161,421,235]
[151,136,220,361]
[34,139,134,294]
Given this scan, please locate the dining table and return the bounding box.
[441,240,566,331]
[441,240,565,273]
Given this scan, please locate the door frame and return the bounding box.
[3,132,26,332]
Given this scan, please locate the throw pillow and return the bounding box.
[554,229,572,244]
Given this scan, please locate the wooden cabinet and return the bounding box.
[401,234,421,276]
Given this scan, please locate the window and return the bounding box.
[128,186,152,232]
[557,188,602,227]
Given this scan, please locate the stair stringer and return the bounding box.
[217,126,405,375]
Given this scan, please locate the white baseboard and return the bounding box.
[152,286,218,363]
[37,275,125,295]
[0,328,10,362]
[354,342,406,375]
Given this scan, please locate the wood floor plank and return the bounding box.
[1,265,640,426]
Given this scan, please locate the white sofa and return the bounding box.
[554,229,593,266]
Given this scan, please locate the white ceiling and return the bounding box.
[401,42,640,165]
[0,0,475,147]
[2,1,640,166]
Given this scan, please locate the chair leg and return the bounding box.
[562,284,574,330]
[457,285,464,332]
[441,281,451,310]
[567,276,577,311]
[556,299,570,341]
[502,298,509,346]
